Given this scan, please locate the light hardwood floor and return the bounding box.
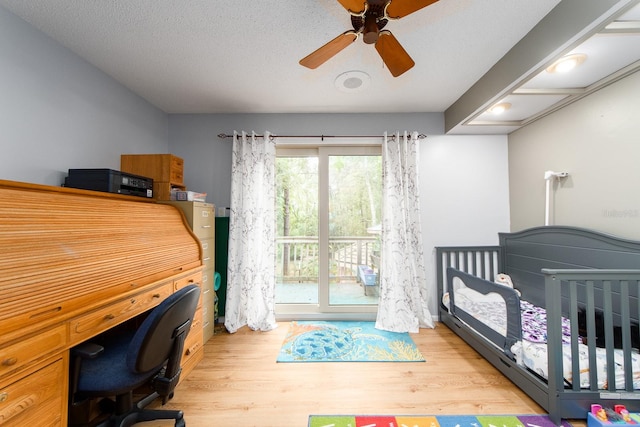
[142,321,581,427]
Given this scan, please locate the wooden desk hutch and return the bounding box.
[0,180,206,426]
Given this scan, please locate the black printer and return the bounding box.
[65,169,153,198]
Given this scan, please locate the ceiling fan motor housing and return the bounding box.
[351,3,388,44]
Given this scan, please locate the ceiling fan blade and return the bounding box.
[385,0,439,19]
[375,31,415,77]
[337,0,366,14]
[299,31,358,69]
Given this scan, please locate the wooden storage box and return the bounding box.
[121,154,184,184]
[121,154,186,200]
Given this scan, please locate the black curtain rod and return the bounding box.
[217,133,426,141]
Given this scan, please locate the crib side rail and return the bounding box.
[544,269,640,415]
[436,246,502,318]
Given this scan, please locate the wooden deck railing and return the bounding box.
[276,236,378,283]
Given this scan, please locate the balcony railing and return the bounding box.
[276,236,378,283]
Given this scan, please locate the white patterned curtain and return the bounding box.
[375,131,435,333]
[224,131,278,333]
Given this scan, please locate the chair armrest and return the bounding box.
[72,342,104,359]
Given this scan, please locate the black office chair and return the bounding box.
[69,284,201,427]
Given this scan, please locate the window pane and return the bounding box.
[275,156,319,304]
[328,155,381,305]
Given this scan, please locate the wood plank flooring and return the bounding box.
[141,321,581,427]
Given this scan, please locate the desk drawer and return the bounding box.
[70,283,173,343]
[0,325,66,377]
[180,345,203,381]
[192,306,203,333]
[173,273,201,293]
[0,357,65,426]
[182,308,203,365]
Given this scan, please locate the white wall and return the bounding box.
[508,70,640,240]
[0,6,168,187]
[420,135,510,312]
[421,135,511,246]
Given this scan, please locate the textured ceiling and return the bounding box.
[0,0,563,116]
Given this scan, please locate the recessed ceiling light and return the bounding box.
[487,102,511,114]
[546,53,587,74]
[335,70,371,93]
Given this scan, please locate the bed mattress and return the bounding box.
[448,279,640,389]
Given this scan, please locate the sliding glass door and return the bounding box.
[275,146,381,317]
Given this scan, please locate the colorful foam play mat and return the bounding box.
[277,321,425,362]
[308,414,572,427]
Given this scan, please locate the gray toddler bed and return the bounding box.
[436,226,640,424]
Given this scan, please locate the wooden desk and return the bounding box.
[0,180,205,426]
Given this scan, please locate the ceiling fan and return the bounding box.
[299,0,439,77]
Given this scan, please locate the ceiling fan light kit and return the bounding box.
[299,0,439,77]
